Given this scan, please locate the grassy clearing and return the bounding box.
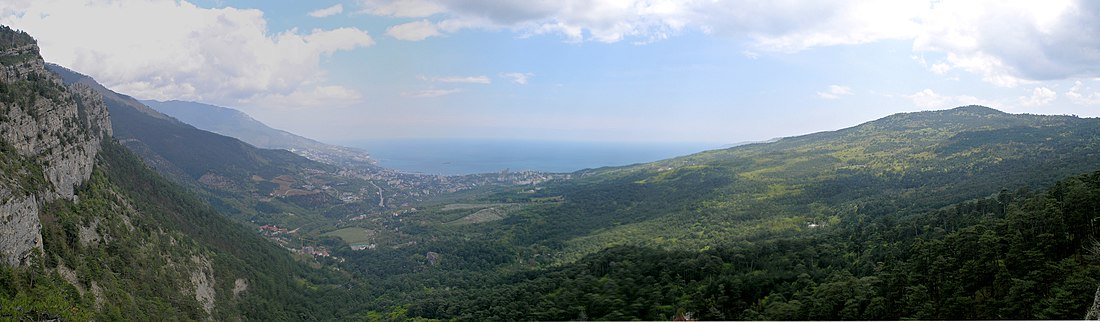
[323,227,377,245]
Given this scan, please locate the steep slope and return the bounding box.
[142,99,375,168]
[47,64,352,219]
[0,25,345,320]
[48,64,332,183]
[0,25,109,267]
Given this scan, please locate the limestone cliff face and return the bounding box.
[0,195,39,266]
[0,28,111,266]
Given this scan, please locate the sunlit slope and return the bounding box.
[497,106,1100,259]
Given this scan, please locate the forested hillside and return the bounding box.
[45,64,374,229]
[313,106,1100,320]
[405,171,1100,320]
[141,99,377,170]
[0,25,342,321]
[3,141,348,320]
[5,23,1100,321]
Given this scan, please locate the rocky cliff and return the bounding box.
[0,26,111,266]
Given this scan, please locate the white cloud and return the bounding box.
[930,63,952,75]
[1019,87,1057,107]
[420,75,491,84]
[910,1,1098,87]
[907,89,949,109]
[386,20,442,41]
[241,85,363,109]
[362,0,696,43]
[499,72,533,85]
[0,0,373,109]
[816,85,853,100]
[309,4,344,18]
[356,0,1100,87]
[906,89,1001,110]
[402,88,462,97]
[357,0,445,18]
[1067,81,1100,105]
[733,1,924,53]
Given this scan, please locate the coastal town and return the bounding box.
[245,150,568,260]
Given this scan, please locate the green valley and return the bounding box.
[298,106,1100,320]
[3,19,1100,321]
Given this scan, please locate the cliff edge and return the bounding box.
[0,25,111,266]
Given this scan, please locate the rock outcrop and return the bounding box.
[0,26,111,266]
[0,195,40,266]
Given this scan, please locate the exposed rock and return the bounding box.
[78,217,101,247]
[426,251,441,266]
[0,195,41,266]
[90,281,104,309]
[0,28,110,267]
[56,263,83,295]
[0,53,111,201]
[232,278,249,299]
[189,255,217,317]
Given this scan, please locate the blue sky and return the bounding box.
[3,1,1100,144]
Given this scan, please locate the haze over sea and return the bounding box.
[344,139,720,175]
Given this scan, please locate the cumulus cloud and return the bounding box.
[241,85,363,109]
[499,72,533,85]
[402,88,462,98]
[907,89,950,109]
[906,89,1001,110]
[309,4,344,18]
[357,0,1100,87]
[387,20,442,41]
[1019,87,1057,107]
[419,75,491,84]
[912,1,1099,87]
[357,0,446,18]
[930,63,952,75]
[357,1,922,46]
[816,85,853,100]
[360,0,696,43]
[0,0,373,109]
[1067,81,1100,105]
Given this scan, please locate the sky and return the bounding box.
[2,0,1100,145]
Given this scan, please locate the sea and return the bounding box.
[342,139,720,175]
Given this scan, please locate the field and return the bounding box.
[322,227,377,245]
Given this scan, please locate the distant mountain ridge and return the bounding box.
[48,64,328,179]
[142,99,376,169]
[45,63,356,220]
[371,105,1100,320]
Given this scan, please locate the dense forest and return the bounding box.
[269,169,1098,321]
[5,101,1099,320]
[398,171,1100,320]
[280,107,1100,320]
[1,140,351,320]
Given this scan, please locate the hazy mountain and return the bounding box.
[142,99,376,169]
[0,25,342,320]
[45,63,356,223]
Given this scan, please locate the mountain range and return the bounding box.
[3,24,1100,320]
[141,99,376,169]
[0,25,343,320]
